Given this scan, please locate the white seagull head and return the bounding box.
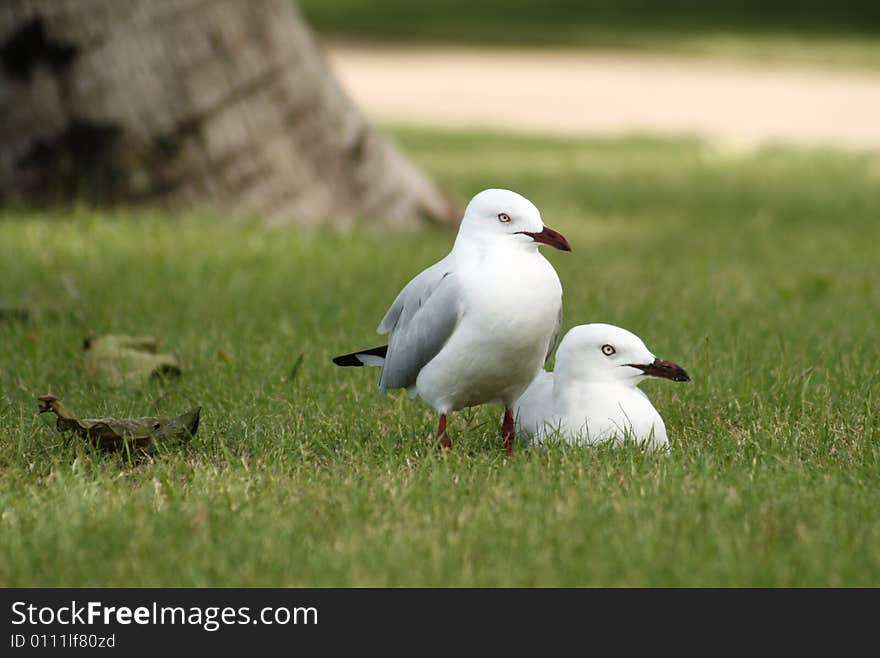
[457,189,571,252]
[554,323,690,386]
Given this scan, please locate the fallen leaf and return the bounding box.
[38,395,200,453]
[83,335,181,385]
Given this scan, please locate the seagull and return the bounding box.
[514,323,690,450]
[333,189,571,456]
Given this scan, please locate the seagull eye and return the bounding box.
[601,344,616,356]
[497,212,511,223]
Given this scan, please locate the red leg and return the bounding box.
[502,408,515,457]
[437,414,452,449]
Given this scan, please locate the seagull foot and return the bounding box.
[436,414,452,449]
[502,408,515,458]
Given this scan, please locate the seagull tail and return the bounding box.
[332,345,388,367]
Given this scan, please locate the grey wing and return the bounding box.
[544,305,563,363]
[377,259,451,335]
[377,265,460,394]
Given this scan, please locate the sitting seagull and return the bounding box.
[514,323,690,450]
[333,189,571,456]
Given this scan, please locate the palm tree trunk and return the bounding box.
[0,0,459,228]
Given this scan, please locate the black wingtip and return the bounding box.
[333,353,364,367]
[332,345,388,367]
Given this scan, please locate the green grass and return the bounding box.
[2,128,880,586]
[299,0,880,70]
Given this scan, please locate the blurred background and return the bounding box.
[302,0,880,62]
[2,0,879,224]
[306,0,880,151]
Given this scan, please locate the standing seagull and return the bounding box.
[515,324,690,450]
[333,189,571,455]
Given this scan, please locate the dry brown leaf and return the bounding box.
[83,334,181,385]
[38,395,200,453]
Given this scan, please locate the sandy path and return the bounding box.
[327,44,880,150]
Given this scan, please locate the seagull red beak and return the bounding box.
[516,226,572,251]
[629,358,691,382]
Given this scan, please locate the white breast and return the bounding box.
[416,248,562,414]
[519,381,669,450]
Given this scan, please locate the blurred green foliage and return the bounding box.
[299,0,880,68]
[299,0,880,39]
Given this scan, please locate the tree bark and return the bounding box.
[0,0,459,228]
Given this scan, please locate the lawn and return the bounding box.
[1,128,879,586]
[298,0,880,70]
